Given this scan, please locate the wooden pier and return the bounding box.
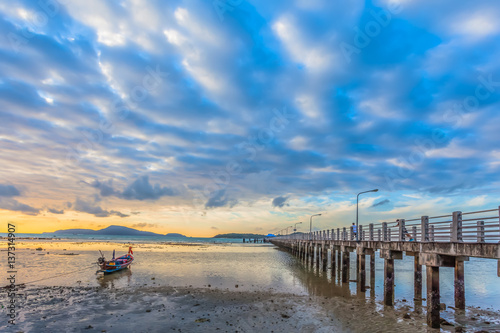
[269,207,500,329]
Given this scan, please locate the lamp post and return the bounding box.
[356,189,379,242]
[294,222,303,233]
[309,214,322,239]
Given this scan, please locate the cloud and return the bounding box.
[90,180,116,197]
[210,226,219,230]
[0,184,20,197]
[272,196,290,208]
[47,208,65,214]
[0,198,39,215]
[371,199,391,208]
[131,223,157,229]
[205,190,238,209]
[122,176,176,200]
[90,176,176,201]
[72,198,128,218]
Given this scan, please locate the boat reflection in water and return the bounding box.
[97,267,132,289]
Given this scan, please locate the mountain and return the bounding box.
[212,233,265,239]
[165,233,187,238]
[47,225,186,237]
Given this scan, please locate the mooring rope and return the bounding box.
[4,264,97,287]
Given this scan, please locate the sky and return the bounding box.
[0,0,499,236]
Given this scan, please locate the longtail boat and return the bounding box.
[97,247,134,274]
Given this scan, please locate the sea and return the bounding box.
[0,232,250,244]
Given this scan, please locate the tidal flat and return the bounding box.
[0,240,499,332]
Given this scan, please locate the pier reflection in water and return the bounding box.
[278,246,500,311]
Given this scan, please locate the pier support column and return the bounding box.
[316,244,320,270]
[337,249,342,282]
[370,253,375,298]
[414,255,422,301]
[380,250,402,306]
[342,251,350,283]
[358,253,366,293]
[370,254,375,283]
[426,266,440,329]
[322,244,328,271]
[454,259,465,310]
[331,247,336,277]
[384,259,394,306]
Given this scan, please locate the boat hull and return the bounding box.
[98,253,134,274]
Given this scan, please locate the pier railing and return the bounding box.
[275,206,500,243]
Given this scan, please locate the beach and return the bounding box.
[1,240,499,332]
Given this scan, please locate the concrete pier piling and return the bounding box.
[384,258,394,306]
[331,246,336,276]
[426,266,440,328]
[322,245,328,271]
[358,253,366,293]
[414,255,422,301]
[342,250,349,283]
[454,259,465,310]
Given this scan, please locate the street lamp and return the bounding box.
[294,222,303,233]
[356,189,379,242]
[309,214,322,234]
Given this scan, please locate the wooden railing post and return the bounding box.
[359,225,363,241]
[369,223,374,241]
[451,211,463,242]
[342,227,346,240]
[477,221,485,243]
[350,226,354,240]
[337,228,340,241]
[382,222,388,241]
[388,228,392,241]
[412,226,417,241]
[421,216,429,242]
[331,229,335,241]
[430,225,435,241]
[378,229,381,241]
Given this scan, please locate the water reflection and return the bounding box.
[97,267,132,289]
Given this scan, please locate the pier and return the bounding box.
[269,207,500,328]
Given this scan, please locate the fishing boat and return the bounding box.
[97,247,134,274]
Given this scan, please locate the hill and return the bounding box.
[47,225,186,237]
[212,233,265,239]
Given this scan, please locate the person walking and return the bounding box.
[395,220,414,241]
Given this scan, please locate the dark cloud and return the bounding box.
[0,184,20,197]
[272,196,289,208]
[371,199,390,208]
[205,190,238,209]
[211,226,219,230]
[72,198,128,218]
[90,176,176,201]
[0,198,39,215]
[90,180,116,197]
[47,208,65,214]
[122,176,176,200]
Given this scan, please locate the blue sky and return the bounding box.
[0,0,499,235]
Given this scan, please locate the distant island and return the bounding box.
[212,233,265,239]
[45,225,187,238]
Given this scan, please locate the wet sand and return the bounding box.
[1,240,499,332]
